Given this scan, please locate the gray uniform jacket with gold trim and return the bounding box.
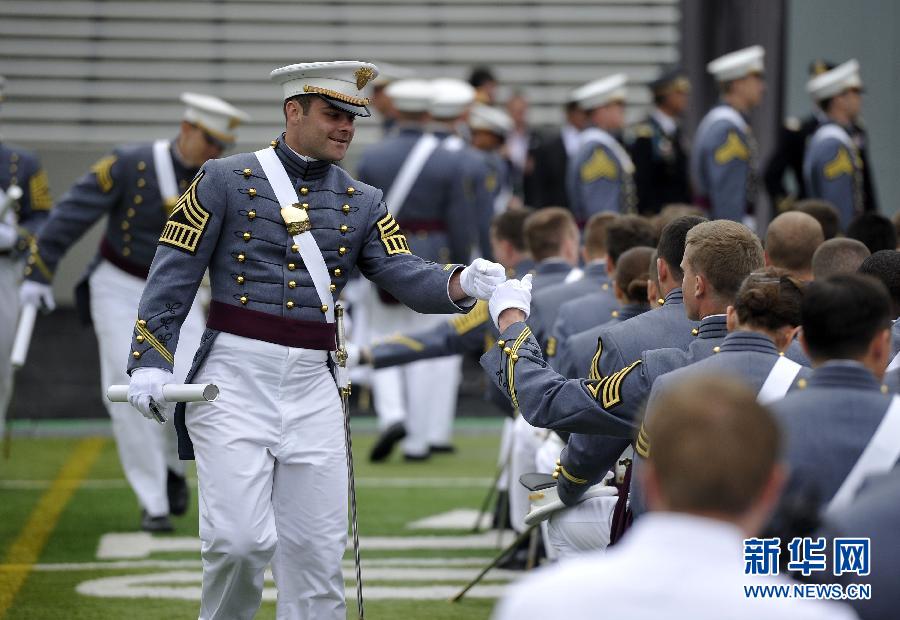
[772,361,897,513]
[25,140,198,289]
[555,301,651,375]
[127,137,470,458]
[565,129,635,222]
[0,141,52,255]
[546,286,619,365]
[529,260,611,357]
[803,122,865,230]
[689,104,757,222]
[575,288,695,381]
[559,330,812,508]
[481,314,728,439]
[356,126,477,265]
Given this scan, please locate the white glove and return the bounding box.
[460,258,507,300]
[19,280,56,312]
[0,224,17,251]
[128,367,174,423]
[489,274,533,328]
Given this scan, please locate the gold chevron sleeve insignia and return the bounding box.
[159,171,209,254]
[585,359,641,409]
[824,147,854,179]
[714,131,749,165]
[376,212,411,256]
[580,147,618,183]
[635,422,651,458]
[90,155,118,193]
[588,338,604,381]
[451,300,489,335]
[28,169,52,211]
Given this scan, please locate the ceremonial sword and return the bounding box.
[336,303,365,620]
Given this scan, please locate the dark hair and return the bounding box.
[645,376,781,515]
[615,246,654,303]
[582,212,618,258]
[794,200,840,240]
[734,268,805,331]
[858,250,900,317]
[801,274,892,361]
[605,215,657,264]
[812,238,870,280]
[491,208,533,252]
[847,213,898,254]
[765,211,824,273]
[523,207,577,262]
[656,215,707,281]
[283,94,314,119]
[468,66,496,88]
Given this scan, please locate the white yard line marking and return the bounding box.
[407,509,493,530]
[35,557,501,572]
[76,571,511,601]
[1,477,493,490]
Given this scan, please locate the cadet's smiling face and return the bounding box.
[288,96,356,162]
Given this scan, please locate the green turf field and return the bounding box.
[0,420,516,619]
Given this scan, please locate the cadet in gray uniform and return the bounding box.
[528,212,617,357]
[469,102,515,248]
[20,92,249,532]
[566,74,636,222]
[556,216,705,380]
[771,274,898,517]
[483,220,763,436]
[690,46,765,223]
[804,60,869,230]
[549,214,662,373]
[0,76,53,430]
[125,61,504,620]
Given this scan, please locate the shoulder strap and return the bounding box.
[254,147,335,324]
[385,133,441,217]
[757,356,803,405]
[580,128,635,174]
[809,123,855,151]
[696,105,749,141]
[152,140,180,203]
[827,395,900,515]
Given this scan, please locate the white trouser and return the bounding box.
[89,260,204,516]
[366,286,461,453]
[495,417,514,492]
[509,415,547,533]
[188,332,348,620]
[534,432,566,560]
[0,258,19,428]
[546,495,617,558]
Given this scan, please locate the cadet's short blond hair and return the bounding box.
[645,375,781,514]
[684,220,764,301]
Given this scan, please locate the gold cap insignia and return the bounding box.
[355,67,375,90]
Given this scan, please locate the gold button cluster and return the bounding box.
[270,139,279,147]
[135,335,145,343]
[287,263,296,271]
[339,247,347,256]
[340,225,348,233]
[138,320,147,327]
[137,178,146,188]
[132,351,141,359]
[237,253,246,263]
[497,340,505,347]
[134,195,143,205]
[342,204,350,214]
[333,268,342,277]
[291,244,299,253]
[236,275,245,284]
[691,328,699,336]
[346,187,355,195]
[137,161,147,171]
[300,187,309,196]
[329,284,336,293]
[288,280,296,289]
[320,304,328,313]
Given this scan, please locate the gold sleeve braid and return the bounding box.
[587,338,604,380]
[28,169,52,211]
[384,334,425,351]
[90,155,117,193]
[584,360,641,409]
[635,422,650,458]
[505,326,532,410]
[824,147,854,179]
[450,300,488,335]
[134,320,175,365]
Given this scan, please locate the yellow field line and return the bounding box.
[0,437,107,617]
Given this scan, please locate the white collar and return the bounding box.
[651,107,678,136]
[287,143,318,162]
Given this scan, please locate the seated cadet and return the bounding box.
[803,60,870,230]
[493,376,858,620]
[847,212,897,254]
[814,469,900,620]
[602,245,653,325]
[565,73,636,221]
[556,215,704,381]
[521,207,579,289]
[811,237,870,280]
[547,214,656,360]
[764,211,824,281]
[527,212,617,355]
[857,250,900,358]
[771,274,897,518]
[482,219,764,438]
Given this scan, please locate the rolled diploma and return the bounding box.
[11,303,38,369]
[106,383,219,403]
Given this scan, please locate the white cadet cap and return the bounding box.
[384,79,434,113]
[468,103,513,137]
[270,60,378,117]
[430,78,476,119]
[806,59,862,101]
[707,45,765,82]
[180,93,250,144]
[571,74,628,111]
